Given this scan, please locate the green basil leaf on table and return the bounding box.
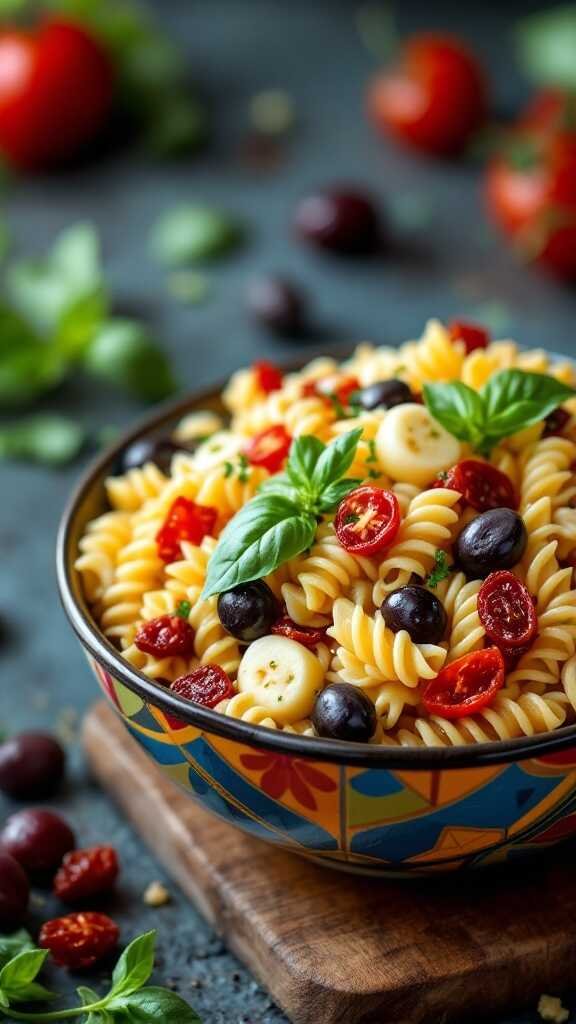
[0,949,47,992]
[0,415,85,466]
[55,290,109,361]
[149,205,242,267]
[203,494,316,598]
[0,931,34,969]
[106,986,201,1023]
[285,435,326,491]
[83,320,175,402]
[4,980,57,1004]
[310,428,363,494]
[481,369,575,441]
[423,381,485,446]
[516,6,576,89]
[78,986,102,1006]
[110,932,155,999]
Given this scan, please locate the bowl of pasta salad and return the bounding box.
[58,319,576,874]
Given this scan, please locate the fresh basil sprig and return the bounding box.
[202,429,363,598]
[424,369,575,457]
[0,930,200,1023]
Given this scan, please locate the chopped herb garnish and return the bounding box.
[175,600,192,619]
[238,453,250,482]
[366,438,378,464]
[367,468,381,479]
[426,550,453,589]
[223,461,234,478]
[344,513,361,525]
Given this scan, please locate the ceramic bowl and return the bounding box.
[57,384,576,876]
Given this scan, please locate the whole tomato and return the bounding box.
[0,17,114,169]
[367,34,486,156]
[486,130,576,279]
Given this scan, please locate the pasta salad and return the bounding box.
[76,319,576,748]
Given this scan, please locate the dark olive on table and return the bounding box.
[218,581,281,643]
[118,437,186,474]
[246,275,306,336]
[353,379,414,411]
[455,508,527,579]
[381,586,447,644]
[0,808,75,877]
[312,683,377,743]
[0,852,29,930]
[294,188,383,255]
[0,732,65,800]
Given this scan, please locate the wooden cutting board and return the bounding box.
[83,702,576,1024]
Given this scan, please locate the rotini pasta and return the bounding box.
[76,320,576,748]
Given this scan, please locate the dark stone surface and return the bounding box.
[0,1,574,1020]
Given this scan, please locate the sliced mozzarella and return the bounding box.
[192,430,243,471]
[238,635,325,724]
[376,403,461,486]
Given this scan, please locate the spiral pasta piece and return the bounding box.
[284,522,377,618]
[194,464,268,528]
[328,598,446,688]
[187,594,241,677]
[214,692,277,729]
[446,579,485,663]
[106,463,168,512]
[400,320,464,389]
[100,534,164,644]
[520,437,576,510]
[75,511,132,602]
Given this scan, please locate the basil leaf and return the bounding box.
[481,369,575,441]
[78,986,102,1006]
[423,382,485,445]
[110,931,156,999]
[258,474,300,502]
[517,6,576,89]
[0,990,8,1008]
[0,931,34,969]
[84,320,175,402]
[0,949,47,991]
[0,415,85,466]
[0,345,66,408]
[317,477,362,513]
[202,495,316,598]
[55,289,108,361]
[286,435,326,490]
[107,986,201,1023]
[310,428,363,494]
[5,980,57,1003]
[149,205,242,267]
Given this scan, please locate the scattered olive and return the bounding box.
[118,437,186,474]
[312,683,377,743]
[218,581,281,642]
[294,188,383,254]
[0,808,75,877]
[381,585,447,644]
[0,852,29,930]
[455,508,527,579]
[0,732,65,800]
[246,275,306,335]
[352,379,414,411]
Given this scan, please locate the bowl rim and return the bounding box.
[57,360,576,771]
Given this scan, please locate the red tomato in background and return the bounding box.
[0,18,114,169]
[368,34,486,156]
[520,89,576,138]
[486,131,576,279]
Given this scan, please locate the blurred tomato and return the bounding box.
[0,18,114,170]
[520,89,576,138]
[367,34,486,156]
[486,131,576,279]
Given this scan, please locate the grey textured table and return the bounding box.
[1,1,575,1021]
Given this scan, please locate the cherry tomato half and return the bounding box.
[271,617,327,649]
[171,665,234,708]
[156,496,217,563]
[433,460,518,512]
[448,319,490,355]
[478,571,538,649]
[367,33,486,157]
[422,647,505,719]
[0,18,114,170]
[39,911,119,969]
[254,360,283,394]
[244,425,292,473]
[335,486,401,556]
[544,407,571,437]
[302,374,360,409]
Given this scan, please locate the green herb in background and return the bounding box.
[150,205,243,267]
[516,5,576,89]
[167,270,211,305]
[0,416,85,466]
[0,929,201,1022]
[423,369,575,457]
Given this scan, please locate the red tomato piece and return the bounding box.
[448,319,490,354]
[244,425,292,473]
[156,496,217,563]
[368,34,486,156]
[39,911,119,969]
[478,571,538,650]
[335,486,401,556]
[271,617,327,648]
[544,407,571,437]
[54,846,119,904]
[423,647,505,719]
[254,359,283,393]
[435,460,518,511]
[135,615,195,658]
[302,374,360,408]
[170,665,234,709]
[0,18,114,170]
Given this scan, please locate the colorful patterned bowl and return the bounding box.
[57,386,576,876]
